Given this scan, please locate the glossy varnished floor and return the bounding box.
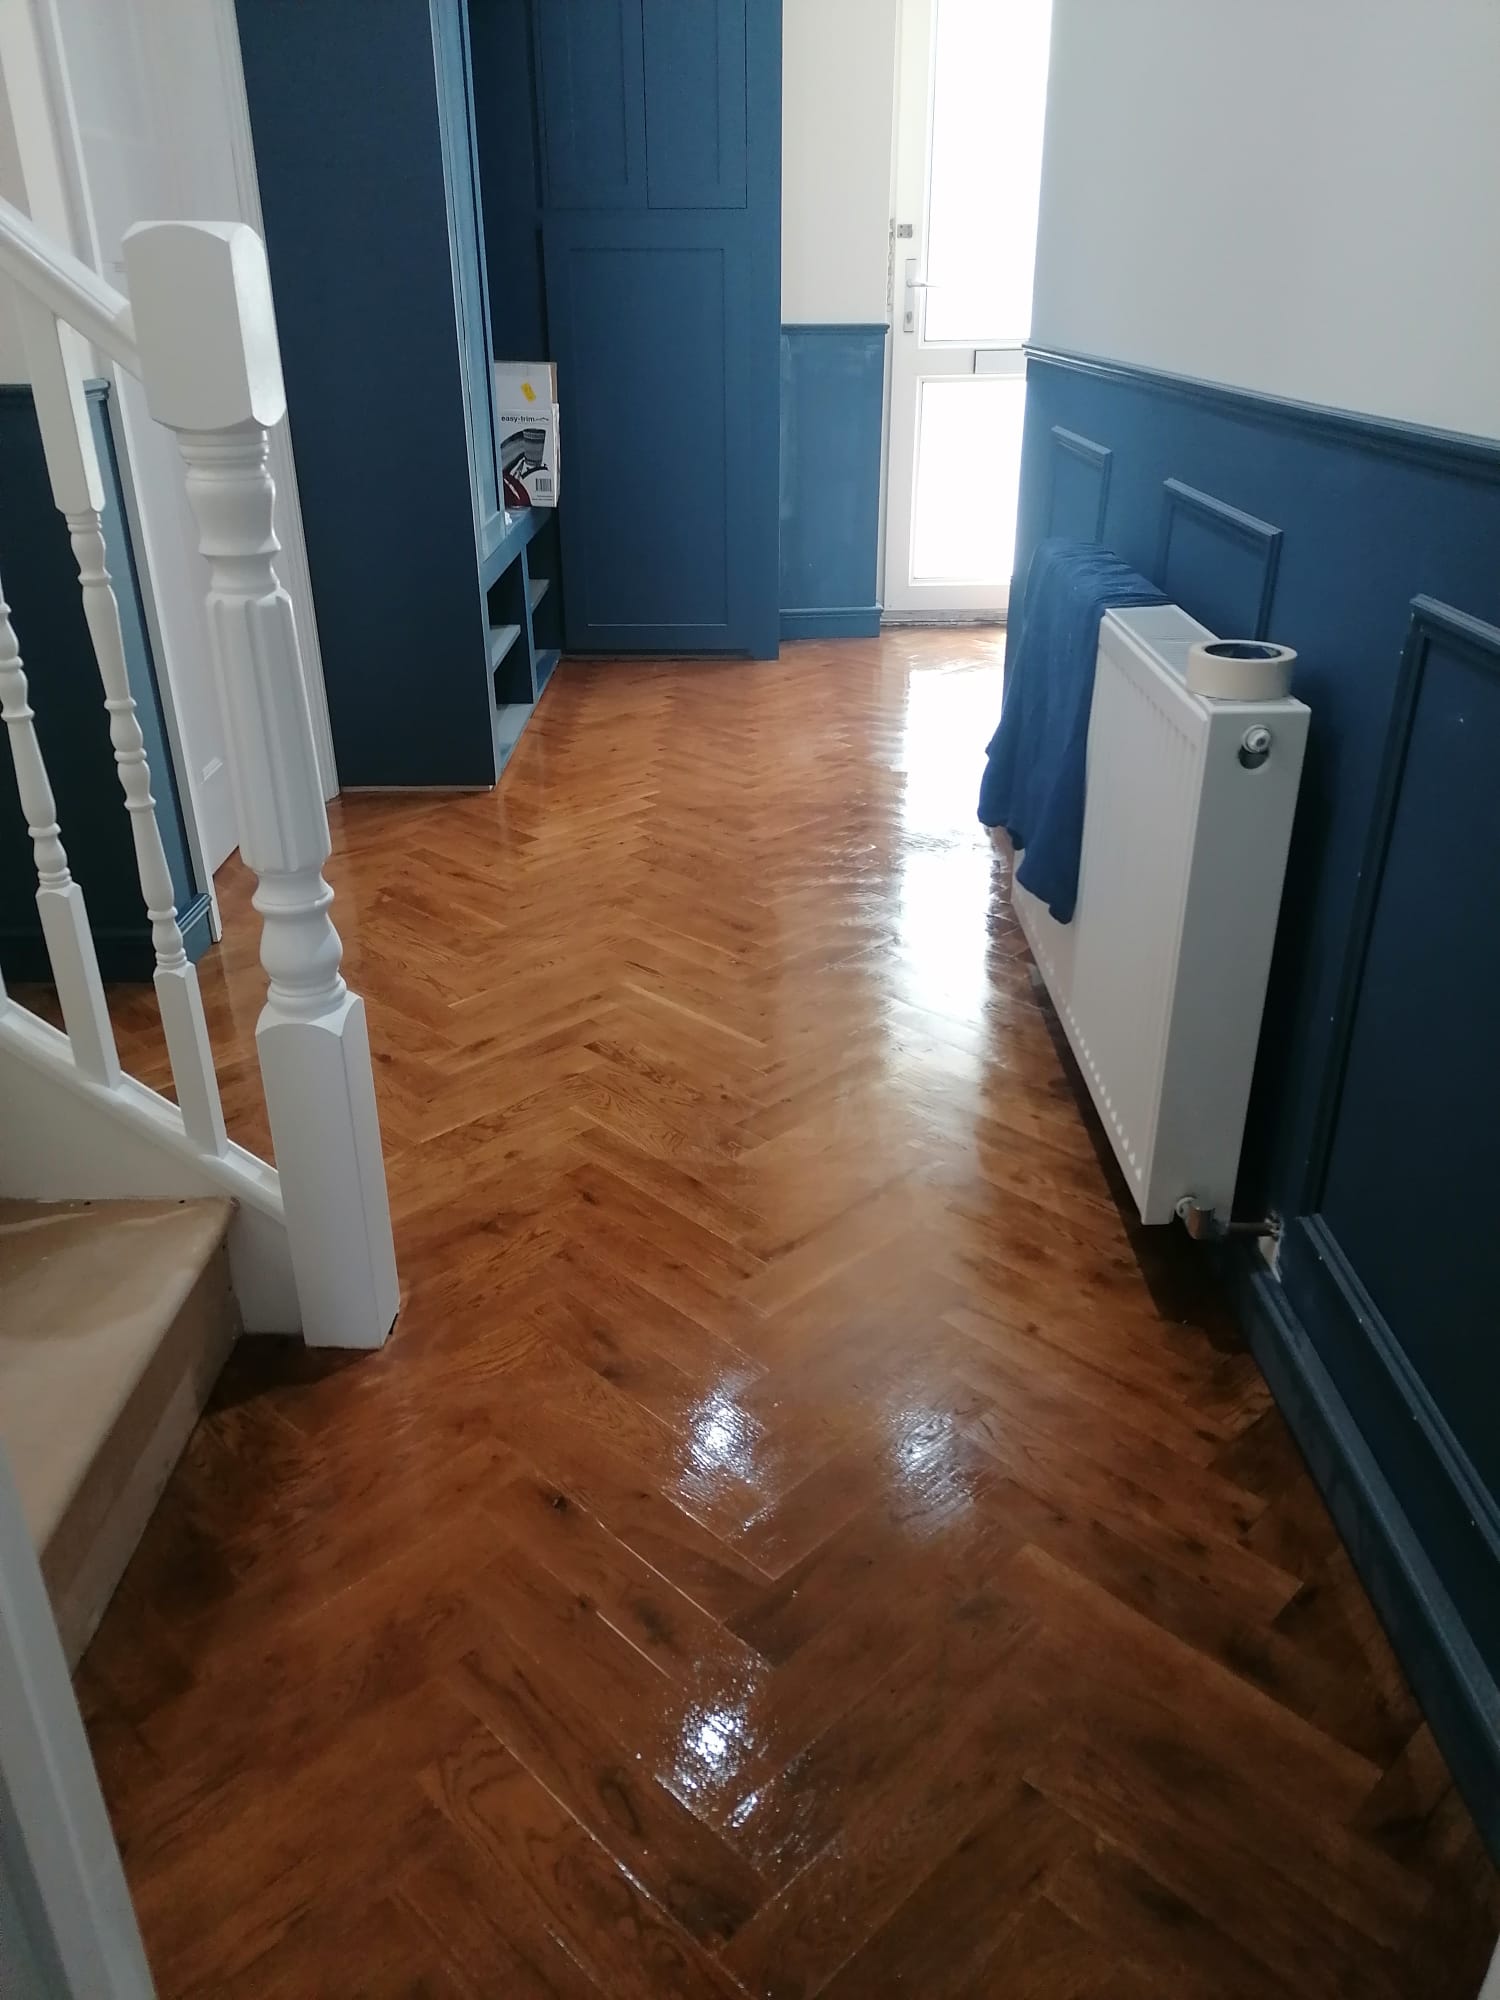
[74,633,1497,1996]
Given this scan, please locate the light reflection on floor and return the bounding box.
[892,638,1005,1024]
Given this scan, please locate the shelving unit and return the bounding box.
[237,0,566,789]
[484,506,560,772]
[488,622,521,670]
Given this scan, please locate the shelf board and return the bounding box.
[479,505,546,589]
[533,647,561,697]
[488,622,522,669]
[493,700,532,770]
[528,576,550,613]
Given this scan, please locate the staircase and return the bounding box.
[0,23,405,1984]
[0,174,404,1660]
[0,1196,238,1665]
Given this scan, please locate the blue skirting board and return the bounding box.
[1014,346,1500,1853]
[779,325,886,642]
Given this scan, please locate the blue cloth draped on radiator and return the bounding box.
[978,538,1166,923]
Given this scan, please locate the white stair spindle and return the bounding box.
[16,296,229,1156]
[0,570,119,1085]
[122,218,398,1350]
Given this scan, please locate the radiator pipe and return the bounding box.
[1174,1197,1281,1244]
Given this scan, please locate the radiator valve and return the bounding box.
[1175,1197,1281,1244]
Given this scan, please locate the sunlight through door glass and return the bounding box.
[911,376,1026,583]
[925,0,1053,344]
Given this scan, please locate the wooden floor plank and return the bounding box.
[54,633,1494,1995]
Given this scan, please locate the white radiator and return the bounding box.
[1013,604,1309,1225]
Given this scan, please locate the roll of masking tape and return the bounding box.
[1186,639,1297,701]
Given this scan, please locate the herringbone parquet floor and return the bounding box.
[71,633,1497,1996]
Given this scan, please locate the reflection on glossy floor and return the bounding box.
[76,633,1496,1996]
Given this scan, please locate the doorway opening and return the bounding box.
[883,0,1053,622]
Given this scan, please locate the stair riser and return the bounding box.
[42,1245,239,1668]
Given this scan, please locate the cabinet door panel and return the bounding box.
[535,0,646,207]
[642,0,747,208]
[539,0,779,657]
[549,232,729,642]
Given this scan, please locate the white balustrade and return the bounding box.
[16,293,229,1158]
[0,194,398,1349]
[0,562,119,1086]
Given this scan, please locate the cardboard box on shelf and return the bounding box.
[494,361,560,509]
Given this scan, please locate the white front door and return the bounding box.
[883,0,1053,620]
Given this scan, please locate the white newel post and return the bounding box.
[122,219,398,1349]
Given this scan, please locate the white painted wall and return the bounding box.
[782,0,899,323]
[0,83,29,380]
[0,0,337,891]
[55,0,246,871]
[1032,0,1500,441]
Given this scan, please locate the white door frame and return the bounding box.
[0,1441,154,1997]
[883,0,1027,623]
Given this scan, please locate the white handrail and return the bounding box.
[0,194,138,375]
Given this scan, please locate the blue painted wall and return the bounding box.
[0,384,207,982]
[238,0,498,788]
[779,325,886,641]
[1014,348,1500,1845]
[470,0,548,361]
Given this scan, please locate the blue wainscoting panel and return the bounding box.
[779,324,887,641]
[1046,425,1111,542]
[642,0,747,209]
[0,384,207,982]
[1155,477,1282,638]
[1013,346,1500,1850]
[1234,1248,1500,1852]
[1316,600,1500,1487]
[1272,597,1500,1809]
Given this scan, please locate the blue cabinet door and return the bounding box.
[642,0,748,209]
[535,0,647,208]
[539,0,780,656]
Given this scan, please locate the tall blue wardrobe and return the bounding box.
[236,0,782,791]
